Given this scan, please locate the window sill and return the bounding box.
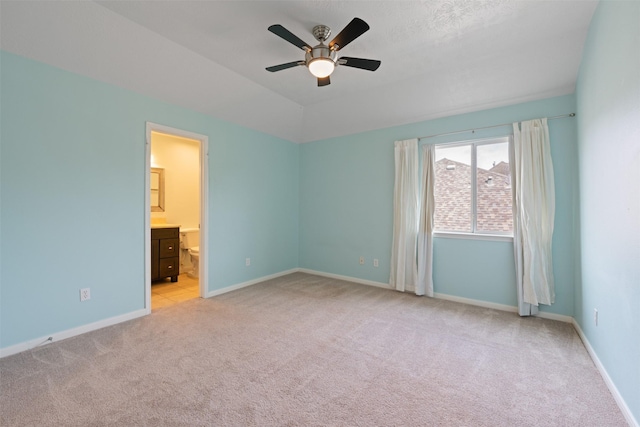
[433,231,513,243]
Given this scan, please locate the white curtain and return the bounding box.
[390,139,419,293]
[417,144,435,297]
[511,119,556,316]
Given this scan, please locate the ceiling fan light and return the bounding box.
[308,58,335,78]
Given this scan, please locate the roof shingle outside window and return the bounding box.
[434,159,513,233]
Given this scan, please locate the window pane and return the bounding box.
[476,142,512,233]
[434,145,471,232]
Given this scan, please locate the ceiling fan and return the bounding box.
[266,17,381,87]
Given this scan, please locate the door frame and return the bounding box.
[144,122,209,313]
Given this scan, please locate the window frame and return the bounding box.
[432,135,513,241]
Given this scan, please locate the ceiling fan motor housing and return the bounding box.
[305,45,336,66]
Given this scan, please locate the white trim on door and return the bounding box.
[145,122,210,311]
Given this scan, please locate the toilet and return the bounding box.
[179,228,200,278]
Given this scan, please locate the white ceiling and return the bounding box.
[0,1,597,143]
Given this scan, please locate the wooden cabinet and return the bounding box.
[151,227,179,282]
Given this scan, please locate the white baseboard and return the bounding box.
[433,293,573,323]
[535,310,574,323]
[0,308,148,359]
[572,319,638,427]
[434,292,518,313]
[205,268,300,298]
[297,268,392,290]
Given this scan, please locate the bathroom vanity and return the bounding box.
[151,226,180,282]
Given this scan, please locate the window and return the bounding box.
[434,137,513,235]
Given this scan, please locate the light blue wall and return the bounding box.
[0,51,299,349]
[575,1,640,422]
[300,95,578,316]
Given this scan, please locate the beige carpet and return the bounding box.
[0,273,627,426]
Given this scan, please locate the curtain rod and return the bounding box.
[418,113,575,141]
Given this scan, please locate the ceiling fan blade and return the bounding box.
[317,76,331,87]
[339,57,381,71]
[268,25,312,51]
[328,18,370,51]
[266,61,305,72]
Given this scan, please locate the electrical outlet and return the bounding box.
[594,308,598,326]
[80,288,91,302]
[359,256,365,265]
[245,258,251,266]
[373,259,379,267]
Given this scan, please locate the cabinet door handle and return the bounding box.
[167,265,172,269]
[168,246,173,250]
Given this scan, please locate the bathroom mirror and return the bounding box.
[150,167,165,212]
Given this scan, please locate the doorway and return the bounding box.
[144,123,209,313]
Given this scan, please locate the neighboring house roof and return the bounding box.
[434,158,513,233]
[490,161,510,176]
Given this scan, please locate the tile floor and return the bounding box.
[151,273,200,310]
